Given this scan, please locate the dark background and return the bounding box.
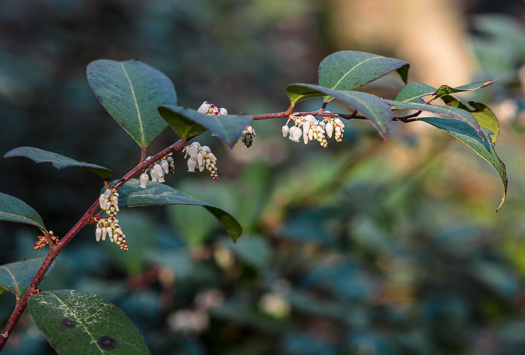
[1,0,525,354]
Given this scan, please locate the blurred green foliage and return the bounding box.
[1,1,525,354]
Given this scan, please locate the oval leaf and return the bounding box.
[420,117,507,212]
[0,258,49,296]
[394,82,436,103]
[118,179,242,242]
[318,51,409,103]
[433,79,496,100]
[386,100,482,137]
[87,59,177,147]
[4,146,113,179]
[0,192,46,232]
[286,84,393,139]
[441,96,501,144]
[158,105,253,148]
[28,290,149,354]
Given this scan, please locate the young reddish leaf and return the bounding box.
[0,192,46,233]
[420,117,507,212]
[87,59,177,147]
[28,290,149,354]
[4,146,113,179]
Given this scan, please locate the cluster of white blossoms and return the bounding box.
[282,114,345,147]
[183,142,218,180]
[139,154,175,189]
[197,101,228,116]
[96,188,128,251]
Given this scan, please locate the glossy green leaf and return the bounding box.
[318,51,409,103]
[286,84,392,139]
[4,146,113,179]
[87,59,177,147]
[433,79,496,100]
[0,258,47,297]
[158,105,253,148]
[420,117,507,212]
[28,290,149,354]
[442,97,500,144]
[0,192,46,232]
[386,100,482,137]
[394,82,436,103]
[118,179,242,242]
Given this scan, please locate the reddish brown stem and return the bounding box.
[0,138,187,351]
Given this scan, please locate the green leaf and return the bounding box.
[0,192,46,232]
[4,146,113,179]
[442,97,501,144]
[286,84,392,139]
[385,100,482,137]
[0,258,49,297]
[118,179,242,242]
[286,84,326,105]
[394,82,436,103]
[28,290,149,354]
[419,117,507,212]
[158,105,253,148]
[433,79,496,100]
[318,51,409,103]
[87,59,177,147]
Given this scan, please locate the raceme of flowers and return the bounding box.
[139,154,175,189]
[95,188,128,251]
[183,142,218,180]
[282,114,345,147]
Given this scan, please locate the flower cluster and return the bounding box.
[183,142,218,180]
[96,188,128,251]
[33,230,59,250]
[240,125,256,148]
[139,154,175,189]
[197,101,228,116]
[282,114,345,147]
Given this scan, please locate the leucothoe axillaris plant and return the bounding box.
[0,50,508,353]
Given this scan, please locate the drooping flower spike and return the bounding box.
[282,114,345,147]
[183,142,218,180]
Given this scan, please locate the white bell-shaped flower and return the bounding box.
[95,227,102,242]
[160,160,170,174]
[154,164,165,182]
[282,125,289,137]
[334,118,345,128]
[188,146,199,158]
[302,121,310,134]
[220,108,228,115]
[139,172,149,188]
[292,126,302,142]
[197,101,211,114]
[187,158,197,172]
[325,122,334,138]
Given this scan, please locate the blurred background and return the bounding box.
[1,0,525,354]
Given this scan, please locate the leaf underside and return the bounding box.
[0,192,46,232]
[158,105,253,148]
[118,179,243,242]
[4,146,113,179]
[420,117,507,212]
